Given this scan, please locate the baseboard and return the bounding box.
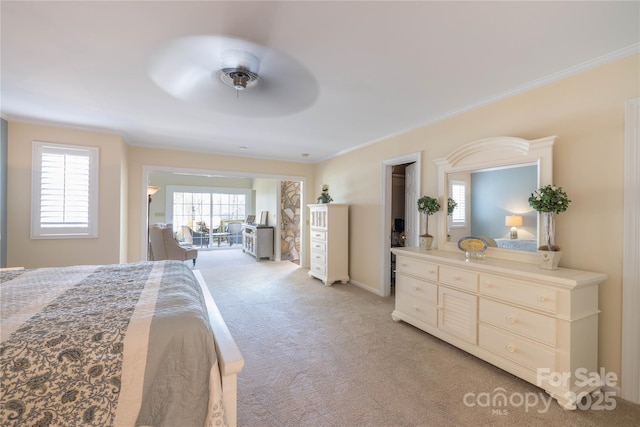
[348,279,386,296]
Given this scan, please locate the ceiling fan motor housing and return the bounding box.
[218,50,260,90]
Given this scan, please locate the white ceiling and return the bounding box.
[1,1,638,163]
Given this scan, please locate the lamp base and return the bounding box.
[509,227,518,239]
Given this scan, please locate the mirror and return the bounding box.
[435,136,556,263]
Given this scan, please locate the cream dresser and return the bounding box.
[391,247,607,409]
[308,204,349,285]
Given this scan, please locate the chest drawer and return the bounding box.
[396,274,437,305]
[310,251,326,265]
[480,298,556,346]
[479,324,555,371]
[311,230,326,241]
[480,275,556,313]
[395,257,438,282]
[439,267,478,292]
[310,262,326,276]
[396,293,437,328]
[310,240,326,253]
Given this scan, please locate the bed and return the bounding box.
[494,238,538,252]
[0,260,244,427]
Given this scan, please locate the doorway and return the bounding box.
[381,152,421,297]
[141,166,306,266]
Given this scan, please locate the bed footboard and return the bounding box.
[193,270,244,427]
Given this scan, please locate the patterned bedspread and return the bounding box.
[0,261,227,427]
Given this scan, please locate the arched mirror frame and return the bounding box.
[434,135,556,264]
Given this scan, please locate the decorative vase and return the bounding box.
[539,250,562,270]
[420,235,433,250]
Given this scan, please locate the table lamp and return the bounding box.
[505,215,523,239]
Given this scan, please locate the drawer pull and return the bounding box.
[412,305,419,312]
[506,315,517,324]
[506,344,517,353]
[537,295,548,302]
[401,263,409,267]
[454,276,462,281]
[413,285,420,291]
[484,282,493,288]
[428,270,436,274]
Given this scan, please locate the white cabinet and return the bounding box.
[308,204,349,285]
[242,224,273,261]
[391,248,607,410]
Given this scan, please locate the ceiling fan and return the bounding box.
[148,35,318,117]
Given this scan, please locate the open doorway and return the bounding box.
[141,166,306,266]
[381,153,421,297]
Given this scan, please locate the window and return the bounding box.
[31,142,99,238]
[449,180,467,227]
[169,187,249,233]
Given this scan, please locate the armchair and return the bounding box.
[149,225,198,266]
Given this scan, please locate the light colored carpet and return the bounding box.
[195,249,640,427]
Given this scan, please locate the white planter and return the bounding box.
[419,235,434,250]
[539,250,562,270]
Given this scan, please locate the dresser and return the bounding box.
[391,247,607,409]
[308,204,349,285]
[241,224,273,261]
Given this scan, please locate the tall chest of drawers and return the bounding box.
[307,204,349,285]
[391,248,607,409]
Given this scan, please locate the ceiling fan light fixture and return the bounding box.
[217,67,260,91]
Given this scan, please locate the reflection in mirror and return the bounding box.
[436,136,555,263]
[448,164,538,252]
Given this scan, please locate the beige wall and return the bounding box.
[315,54,639,381]
[7,122,128,267]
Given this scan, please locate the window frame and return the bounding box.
[31,141,99,239]
[449,179,467,228]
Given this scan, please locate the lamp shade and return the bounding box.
[505,215,523,227]
[147,186,160,196]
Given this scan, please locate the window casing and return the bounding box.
[31,142,99,238]
[449,180,467,227]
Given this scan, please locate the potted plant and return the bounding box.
[528,184,571,269]
[317,185,333,204]
[417,196,441,249]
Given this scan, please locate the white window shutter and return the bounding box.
[31,142,99,238]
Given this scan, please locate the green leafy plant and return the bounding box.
[447,197,457,216]
[528,185,571,251]
[317,185,333,203]
[528,185,571,214]
[417,196,441,237]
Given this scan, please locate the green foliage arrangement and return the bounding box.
[417,196,441,215]
[317,185,333,203]
[417,196,441,237]
[528,185,571,214]
[447,197,457,216]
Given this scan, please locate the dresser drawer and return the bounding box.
[310,262,326,276]
[396,274,437,305]
[310,251,326,265]
[480,298,556,346]
[310,240,326,253]
[395,257,438,282]
[396,293,437,328]
[479,275,556,313]
[479,324,555,371]
[439,267,478,292]
[311,230,326,241]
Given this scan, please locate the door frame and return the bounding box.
[381,152,421,297]
[622,97,639,403]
